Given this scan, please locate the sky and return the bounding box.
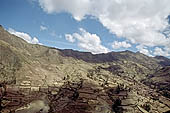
[0,0,170,57]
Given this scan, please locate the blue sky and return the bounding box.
[0,0,170,57]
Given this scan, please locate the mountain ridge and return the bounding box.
[0,25,170,113]
[1,24,170,61]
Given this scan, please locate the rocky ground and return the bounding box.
[1,76,170,113]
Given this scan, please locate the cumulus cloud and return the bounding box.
[153,47,170,57]
[40,25,47,31]
[136,45,152,56]
[65,34,75,42]
[65,28,109,54]
[39,0,170,57]
[112,41,131,49]
[8,28,40,44]
[38,0,91,21]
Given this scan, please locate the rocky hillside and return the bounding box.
[143,66,170,98]
[0,25,170,113]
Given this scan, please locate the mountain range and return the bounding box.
[0,25,170,113]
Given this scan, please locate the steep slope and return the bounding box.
[1,26,103,87]
[155,56,170,66]
[0,40,21,84]
[143,66,170,98]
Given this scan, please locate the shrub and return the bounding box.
[141,103,151,112]
[112,98,123,113]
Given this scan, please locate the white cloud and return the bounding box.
[65,28,109,54]
[65,34,75,43]
[38,0,91,21]
[136,45,152,56]
[154,47,170,57]
[39,0,170,57]
[40,25,47,31]
[112,41,131,49]
[31,37,39,44]
[8,28,40,44]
